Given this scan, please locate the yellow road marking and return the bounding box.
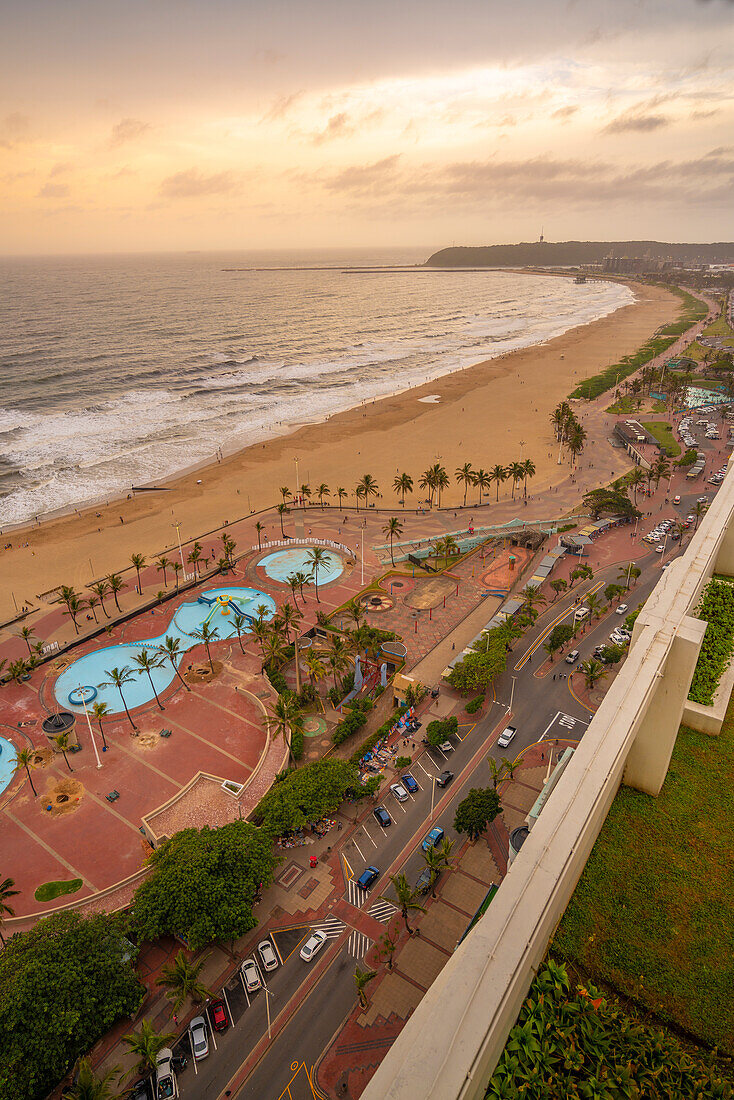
[514,581,605,671]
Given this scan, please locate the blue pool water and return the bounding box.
[54,586,275,715]
[0,737,16,795]
[260,548,343,584]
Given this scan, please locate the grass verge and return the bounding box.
[552,708,734,1052]
[641,420,681,456]
[34,878,83,902]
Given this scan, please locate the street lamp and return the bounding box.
[509,675,517,714]
[172,520,187,581]
[79,685,102,769]
[263,985,274,1040]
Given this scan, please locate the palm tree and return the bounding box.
[628,467,646,503]
[489,464,508,502]
[419,466,437,507]
[421,845,445,899]
[521,584,546,616]
[306,546,332,602]
[580,658,608,691]
[286,574,301,608]
[122,1019,175,1075]
[567,425,586,466]
[62,1057,121,1100]
[455,463,474,507]
[87,596,99,623]
[433,463,450,507]
[327,635,351,693]
[91,702,110,749]
[8,658,29,684]
[293,570,309,603]
[277,502,288,537]
[522,458,536,499]
[130,553,146,593]
[393,472,413,505]
[586,592,603,620]
[280,601,301,643]
[344,599,365,632]
[305,651,327,690]
[262,630,289,673]
[14,747,38,796]
[131,649,166,710]
[299,483,311,507]
[172,561,182,593]
[379,872,426,936]
[159,636,192,692]
[316,483,330,509]
[156,949,212,1012]
[107,573,126,612]
[221,534,236,564]
[187,543,203,578]
[191,621,220,672]
[508,461,525,500]
[356,473,379,511]
[255,521,265,549]
[91,580,111,617]
[231,612,247,654]
[693,500,707,531]
[279,486,292,506]
[60,585,84,633]
[354,965,378,1009]
[336,486,348,510]
[267,692,304,767]
[101,665,138,729]
[472,467,490,505]
[156,556,171,587]
[383,517,403,566]
[18,626,35,656]
[0,875,19,945]
[250,618,271,663]
[617,564,640,591]
[52,731,74,772]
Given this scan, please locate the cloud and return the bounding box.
[692,108,720,120]
[310,111,354,145]
[323,155,402,194]
[260,91,304,123]
[603,113,670,134]
[552,105,579,121]
[159,169,241,199]
[49,162,72,177]
[37,183,70,199]
[110,118,150,147]
[0,112,30,148]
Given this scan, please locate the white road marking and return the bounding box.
[361,826,378,849]
[351,838,366,862]
[348,930,370,959]
[539,711,561,742]
[415,760,436,781]
[368,900,398,923]
[347,878,362,907]
[222,986,234,1028]
[310,916,346,938]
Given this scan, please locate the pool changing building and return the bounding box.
[364,460,734,1100]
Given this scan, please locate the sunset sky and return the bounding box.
[1,0,733,254]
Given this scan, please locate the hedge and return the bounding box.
[331,697,373,747]
[465,695,484,714]
[688,580,734,705]
[291,725,304,760]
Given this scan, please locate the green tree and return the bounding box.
[253,759,359,837]
[131,820,278,951]
[522,458,536,499]
[336,486,348,509]
[130,648,166,711]
[508,460,525,500]
[14,747,38,796]
[156,949,212,1012]
[317,483,330,509]
[106,573,126,612]
[454,787,501,841]
[550,578,568,602]
[447,628,508,693]
[279,485,291,505]
[90,702,110,750]
[582,487,639,520]
[159,636,192,692]
[90,580,110,618]
[383,516,403,566]
[255,520,265,549]
[473,467,490,504]
[277,502,288,536]
[266,692,305,768]
[579,658,609,691]
[130,553,146,592]
[0,876,19,945]
[376,925,398,971]
[121,1019,175,1075]
[52,731,75,772]
[101,665,138,730]
[455,463,475,506]
[306,545,332,602]
[18,625,35,655]
[393,472,413,505]
[62,1057,121,1100]
[604,583,624,604]
[379,872,426,936]
[354,964,378,1009]
[156,556,171,587]
[521,584,547,616]
[489,463,508,502]
[0,911,143,1100]
[191,620,220,672]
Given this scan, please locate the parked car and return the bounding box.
[356,865,380,890]
[129,1081,153,1100]
[390,782,408,802]
[155,1048,178,1099]
[258,939,279,972]
[422,825,445,851]
[241,958,262,993]
[615,604,628,615]
[416,867,434,895]
[209,998,230,1032]
[188,1017,209,1061]
[401,773,419,794]
[300,929,327,962]
[565,649,579,664]
[656,544,665,553]
[673,495,681,504]
[573,607,589,621]
[438,740,454,753]
[497,725,516,748]
[373,806,392,828]
[436,770,453,788]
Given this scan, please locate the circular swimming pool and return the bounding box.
[260,547,344,584]
[0,737,17,796]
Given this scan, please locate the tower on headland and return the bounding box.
[538,227,545,243]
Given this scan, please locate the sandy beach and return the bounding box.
[1,279,678,613]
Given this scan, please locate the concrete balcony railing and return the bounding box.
[364,462,734,1100]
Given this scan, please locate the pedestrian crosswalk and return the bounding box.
[311,916,346,938]
[348,930,371,959]
[347,879,363,907]
[558,713,577,729]
[368,900,398,924]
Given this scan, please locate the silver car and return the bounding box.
[241,957,262,992]
[258,939,279,972]
[189,1016,209,1060]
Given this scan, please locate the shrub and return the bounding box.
[349,709,403,764]
[396,755,411,767]
[266,666,288,694]
[689,579,734,705]
[331,707,368,747]
[677,448,698,467]
[290,725,304,760]
[465,695,484,714]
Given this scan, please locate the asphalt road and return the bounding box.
[174,468,718,1100]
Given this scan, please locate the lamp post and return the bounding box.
[264,985,273,1040]
[509,675,517,714]
[294,457,300,506]
[361,528,364,587]
[172,520,187,581]
[79,685,102,769]
[430,774,437,818]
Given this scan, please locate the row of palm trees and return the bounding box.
[550,401,587,465]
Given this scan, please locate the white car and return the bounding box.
[497,725,517,748]
[300,929,327,962]
[189,1016,209,1060]
[609,631,629,645]
[156,1048,178,1098]
[241,957,262,992]
[615,604,628,615]
[390,782,408,802]
[258,939,279,972]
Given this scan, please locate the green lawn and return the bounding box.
[553,707,734,1052]
[34,878,83,902]
[641,420,681,456]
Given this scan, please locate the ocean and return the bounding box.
[0,248,634,528]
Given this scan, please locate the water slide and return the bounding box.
[197,594,257,628]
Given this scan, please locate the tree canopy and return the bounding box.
[0,911,143,1100]
[547,623,575,653]
[253,758,359,837]
[130,820,277,950]
[454,787,501,841]
[447,626,509,693]
[582,487,639,520]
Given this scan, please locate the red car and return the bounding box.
[209,998,230,1032]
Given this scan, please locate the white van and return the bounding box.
[573,606,590,622]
